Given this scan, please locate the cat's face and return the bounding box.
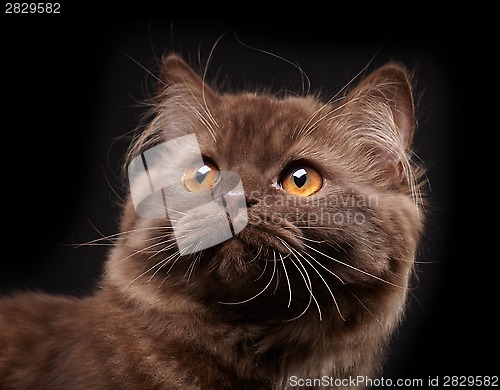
[113,54,423,324]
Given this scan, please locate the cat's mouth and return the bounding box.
[201,213,305,281]
[161,203,357,322]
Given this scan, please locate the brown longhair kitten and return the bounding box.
[0,54,424,389]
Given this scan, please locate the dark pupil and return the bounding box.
[196,171,207,184]
[292,169,307,188]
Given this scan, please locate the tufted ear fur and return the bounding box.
[158,53,219,104]
[348,63,414,150]
[338,63,416,186]
[126,53,220,147]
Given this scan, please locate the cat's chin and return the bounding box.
[196,220,303,293]
[209,237,262,283]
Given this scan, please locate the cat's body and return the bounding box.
[0,54,424,389]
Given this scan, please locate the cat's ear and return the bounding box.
[347,62,414,150]
[154,54,220,141]
[158,53,218,103]
[342,63,415,180]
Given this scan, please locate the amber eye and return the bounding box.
[184,161,220,192]
[280,164,323,197]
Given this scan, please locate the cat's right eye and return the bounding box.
[183,161,220,192]
[279,163,323,197]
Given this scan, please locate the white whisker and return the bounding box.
[299,248,346,285]
[218,251,277,305]
[283,255,316,322]
[278,238,346,320]
[147,251,181,283]
[350,292,383,327]
[287,245,322,320]
[279,252,292,308]
[123,250,176,290]
[200,34,224,130]
[72,225,174,248]
[297,235,328,244]
[303,243,401,288]
[295,249,346,321]
[247,245,263,264]
[117,238,176,265]
[255,256,268,281]
[172,95,218,142]
[234,32,311,96]
[146,241,178,260]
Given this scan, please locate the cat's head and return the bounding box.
[109,54,424,325]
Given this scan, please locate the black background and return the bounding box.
[1,15,495,387]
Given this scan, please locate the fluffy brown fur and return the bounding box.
[0,54,424,389]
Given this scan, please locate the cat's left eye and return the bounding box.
[279,164,323,197]
[184,161,220,192]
